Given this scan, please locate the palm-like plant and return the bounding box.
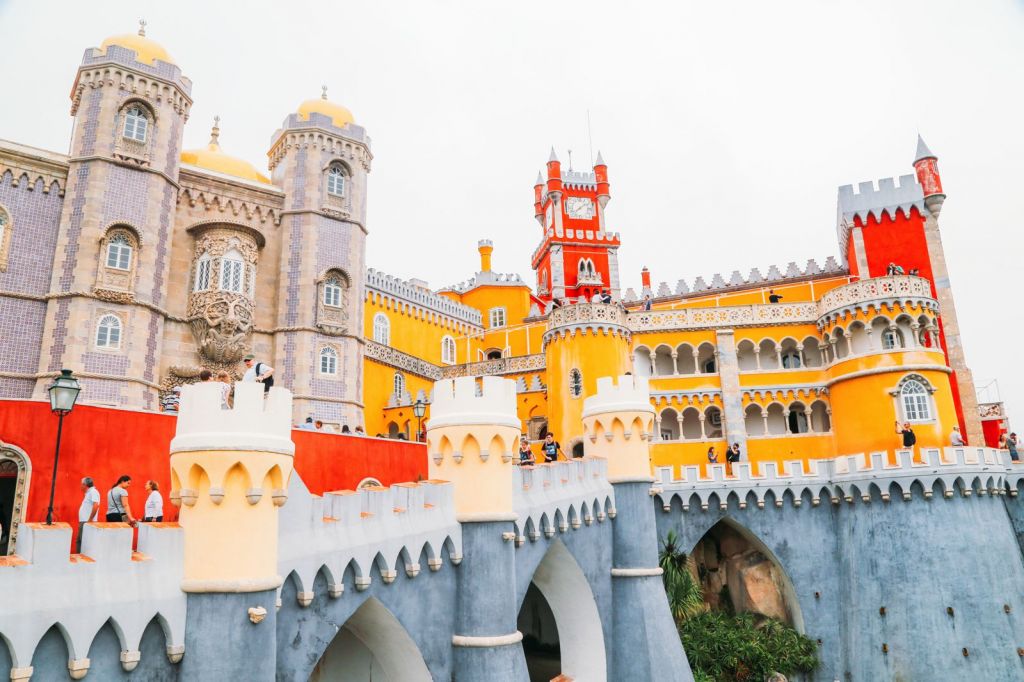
[659,530,707,623]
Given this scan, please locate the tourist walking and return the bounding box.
[950,426,964,446]
[143,480,164,522]
[77,477,99,553]
[106,475,137,527]
[242,354,274,392]
[541,433,563,463]
[519,436,536,466]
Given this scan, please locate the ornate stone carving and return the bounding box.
[188,291,253,364]
[628,303,818,333]
[92,288,135,304]
[439,354,546,379]
[817,275,937,327]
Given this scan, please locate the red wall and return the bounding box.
[0,400,427,546]
[982,419,1005,449]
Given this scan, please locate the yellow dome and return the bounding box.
[100,23,174,66]
[180,119,270,184]
[297,88,355,129]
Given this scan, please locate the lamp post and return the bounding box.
[413,398,426,443]
[45,369,81,525]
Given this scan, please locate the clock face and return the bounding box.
[565,197,595,220]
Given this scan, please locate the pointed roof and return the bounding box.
[535,170,544,186]
[594,150,605,166]
[548,147,559,162]
[914,134,936,163]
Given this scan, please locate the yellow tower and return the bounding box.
[582,374,656,481]
[544,303,631,456]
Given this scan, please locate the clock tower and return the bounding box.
[531,148,621,304]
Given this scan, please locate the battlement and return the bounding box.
[513,458,615,541]
[367,268,483,326]
[428,376,519,429]
[836,174,927,252]
[0,523,186,676]
[655,447,1016,512]
[562,169,597,189]
[442,270,526,293]
[278,474,462,596]
[170,382,294,455]
[583,375,654,418]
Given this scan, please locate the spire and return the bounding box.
[914,134,935,163]
[208,116,221,147]
[321,84,329,100]
[535,170,544,186]
[548,147,559,162]
[595,150,605,166]
[138,18,147,37]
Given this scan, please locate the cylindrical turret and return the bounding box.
[546,147,563,198]
[477,239,494,273]
[913,135,945,217]
[533,171,545,225]
[582,375,655,481]
[594,150,610,209]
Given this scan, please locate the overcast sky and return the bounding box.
[1,0,1021,427]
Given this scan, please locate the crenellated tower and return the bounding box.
[531,149,621,303]
[267,88,372,425]
[35,23,192,408]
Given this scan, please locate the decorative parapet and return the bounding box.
[512,458,615,543]
[441,270,527,294]
[544,302,630,347]
[366,268,483,327]
[816,275,937,327]
[623,257,845,304]
[439,353,546,379]
[627,303,818,332]
[277,475,462,597]
[366,340,443,380]
[0,139,69,196]
[582,375,656,481]
[0,523,186,677]
[530,228,621,266]
[654,447,1015,512]
[171,382,294,455]
[836,174,927,254]
[978,402,1005,420]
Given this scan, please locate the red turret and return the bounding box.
[594,150,610,209]
[641,266,651,292]
[533,171,545,225]
[546,147,563,196]
[913,135,946,217]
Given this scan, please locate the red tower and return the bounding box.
[531,149,621,304]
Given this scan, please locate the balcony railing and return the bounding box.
[817,275,934,320]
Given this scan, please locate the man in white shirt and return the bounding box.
[242,354,274,393]
[77,477,100,553]
[950,426,965,447]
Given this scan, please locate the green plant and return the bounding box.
[659,530,707,622]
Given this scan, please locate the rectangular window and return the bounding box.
[489,307,506,328]
[106,243,131,270]
[195,260,211,291]
[220,259,244,293]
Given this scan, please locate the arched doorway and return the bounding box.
[310,597,431,681]
[690,519,803,631]
[517,539,606,682]
[0,442,30,556]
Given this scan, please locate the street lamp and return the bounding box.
[45,369,81,525]
[413,399,426,443]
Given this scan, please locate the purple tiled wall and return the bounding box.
[0,172,63,294]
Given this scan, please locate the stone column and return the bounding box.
[582,375,693,681]
[715,330,747,452]
[671,351,679,375]
[170,383,295,681]
[427,376,528,680]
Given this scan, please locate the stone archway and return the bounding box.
[690,518,804,632]
[519,539,606,682]
[310,597,431,682]
[0,442,30,556]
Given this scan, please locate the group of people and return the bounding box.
[76,475,163,552]
[886,262,920,277]
[706,443,742,464]
[517,433,571,466]
[1000,432,1019,461]
[296,417,367,436]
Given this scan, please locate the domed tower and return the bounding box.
[267,88,371,425]
[544,302,631,456]
[35,22,191,408]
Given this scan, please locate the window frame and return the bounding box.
[219,250,246,293]
[0,206,12,272]
[441,335,457,365]
[568,368,583,398]
[373,313,391,346]
[194,253,212,292]
[95,314,123,350]
[323,277,343,308]
[319,346,339,375]
[393,372,406,400]
[105,234,133,271]
[900,379,932,422]
[122,105,149,143]
[327,165,347,197]
[489,307,507,329]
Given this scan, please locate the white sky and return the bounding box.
[1,0,1021,428]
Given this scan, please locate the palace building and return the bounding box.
[0,24,1008,480]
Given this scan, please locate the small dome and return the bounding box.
[180,119,270,185]
[100,22,174,66]
[297,87,355,129]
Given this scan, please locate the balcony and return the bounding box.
[817,275,935,324]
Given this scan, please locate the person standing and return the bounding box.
[768,289,783,303]
[242,354,274,393]
[642,295,652,312]
[1007,433,1020,463]
[143,480,164,522]
[541,433,563,463]
[106,475,137,527]
[77,477,100,553]
[896,421,916,449]
[950,426,965,446]
[706,446,718,464]
[216,370,233,408]
[518,436,536,466]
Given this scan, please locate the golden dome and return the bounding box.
[100,21,174,66]
[297,87,355,129]
[180,118,271,185]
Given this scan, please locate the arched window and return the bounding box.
[219,249,245,293]
[123,105,148,142]
[194,253,212,292]
[781,351,801,369]
[441,336,457,364]
[319,346,338,375]
[900,379,932,422]
[373,313,390,345]
[568,368,583,398]
[882,328,903,350]
[327,165,346,197]
[95,314,122,349]
[323,277,343,307]
[105,234,133,270]
[0,207,12,271]
[393,372,405,400]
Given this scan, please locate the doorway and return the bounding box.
[0,444,31,556]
